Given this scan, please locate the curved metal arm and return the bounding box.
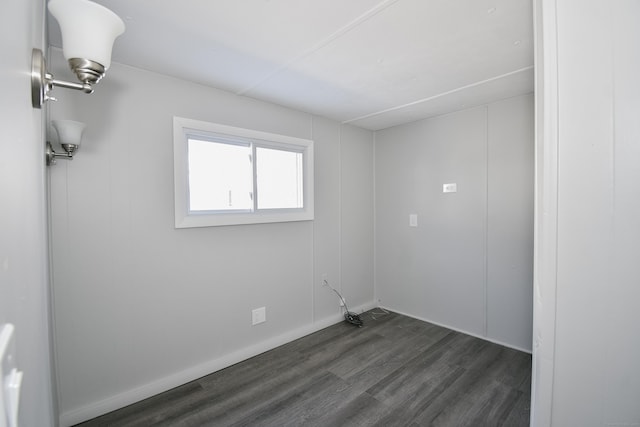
[46,141,77,166]
[31,49,96,108]
[50,78,94,94]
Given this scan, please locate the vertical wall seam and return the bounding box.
[549,0,561,420]
[372,131,377,307]
[484,105,490,338]
[310,115,316,323]
[602,6,617,422]
[610,5,617,229]
[45,85,62,421]
[338,124,343,300]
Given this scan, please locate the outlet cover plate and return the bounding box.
[252,307,266,325]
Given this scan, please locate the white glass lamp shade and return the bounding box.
[48,0,125,70]
[52,120,86,147]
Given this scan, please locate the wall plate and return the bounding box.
[443,183,457,193]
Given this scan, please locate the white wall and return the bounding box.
[532,0,640,425]
[48,49,375,425]
[341,125,375,308]
[0,0,56,425]
[375,94,534,351]
[487,96,535,349]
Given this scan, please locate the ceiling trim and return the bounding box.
[236,0,403,96]
[342,66,535,125]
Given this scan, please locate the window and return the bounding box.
[173,117,314,227]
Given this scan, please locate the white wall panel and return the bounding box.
[487,95,534,351]
[311,116,342,318]
[540,0,640,425]
[48,50,374,424]
[375,95,533,350]
[341,125,375,308]
[375,107,489,337]
[0,0,56,425]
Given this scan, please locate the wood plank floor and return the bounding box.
[77,310,531,426]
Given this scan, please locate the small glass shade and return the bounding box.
[48,0,125,70]
[52,120,86,147]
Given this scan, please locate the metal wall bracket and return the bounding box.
[46,141,76,166]
[31,48,95,109]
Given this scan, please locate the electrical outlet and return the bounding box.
[252,307,266,325]
[321,273,328,286]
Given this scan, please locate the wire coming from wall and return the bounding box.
[323,279,363,327]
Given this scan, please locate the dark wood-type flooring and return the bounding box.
[77,310,531,426]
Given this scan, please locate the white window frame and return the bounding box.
[173,116,314,228]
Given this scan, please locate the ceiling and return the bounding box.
[49,0,534,131]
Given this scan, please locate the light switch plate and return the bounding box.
[409,214,418,227]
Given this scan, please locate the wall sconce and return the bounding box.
[32,0,125,108]
[47,120,86,166]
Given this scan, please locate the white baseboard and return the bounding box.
[379,305,533,354]
[60,300,377,427]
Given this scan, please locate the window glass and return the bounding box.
[173,117,314,228]
[188,138,252,212]
[256,147,303,210]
